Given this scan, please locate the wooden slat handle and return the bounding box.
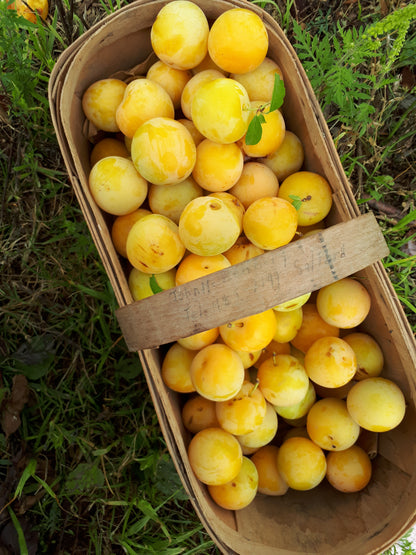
[116,212,389,351]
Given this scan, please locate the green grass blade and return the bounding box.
[7,507,29,555]
[14,459,37,498]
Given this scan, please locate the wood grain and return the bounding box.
[116,212,389,351]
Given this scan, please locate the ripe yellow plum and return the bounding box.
[273,307,303,343]
[220,309,277,352]
[115,78,174,139]
[296,222,326,239]
[304,336,357,388]
[208,456,258,510]
[237,402,278,450]
[343,332,384,380]
[216,380,267,435]
[294,228,325,243]
[111,208,151,258]
[235,348,263,370]
[251,445,289,496]
[209,192,245,234]
[282,426,309,442]
[346,377,406,432]
[89,156,148,216]
[278,171,333,226]
[190,343,245,401]
[161,342,197,393]
[229,162,279,210]
[241,446,260,456]
[208,8,268,74]
[224,237,264,265]
[306,397,360,451]
[90,137,130,167]
[146,60,192,109]
[326,445,372,493]
[181,395,220,434]
[191,78,250,144]
[192,52,228,75]
[178,195,241,256]
[175,253,231,285]
[150,0,209,70]
[178,327,219,350]
[264,130,305,182]
[214,336,262,371]
[124,135,132,154]
[177,118,205,147]
[192,139,244,192]
[274,379,316,422]
[273,292,311,312]
[180,69,224,120]
[243,197,298,250]
[316,277,371,329]
[257,354,310,407]
[290,303,340,353]
[243,104,286,158]
[82,78,127,133]
[131,117,196,186]
[289,345,305,366]
[255,340,291,367]
[126,214,185,274]
[231,58,284,102]
[277,437,327,491]
[148,177,203,224]
[188,427,242,486]
[128,267,176,301]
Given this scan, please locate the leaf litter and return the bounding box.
[0,375,29,439]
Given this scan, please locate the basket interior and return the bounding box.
[52,1,416,552]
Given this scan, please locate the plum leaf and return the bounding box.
[244,73,285,145]
[245,113,266,145]
[149,274,164,294]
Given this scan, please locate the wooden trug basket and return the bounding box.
[49,1,416,553]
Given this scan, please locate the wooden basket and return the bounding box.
[48,1,416,553]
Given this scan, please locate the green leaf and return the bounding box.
[15,459,37,498]
[386,209,416,233]
[116,358,142,379]
[149,274,164,294]
[33,474,60,504]
[244,73,285,146]
[269,73,286,112]
[92,447,112,457]
[7,507,29,555]
[245,114,265,145]
[154,455,189,501]
[64,463,105,495]
[289,194,303,211]
[12,335,56,380]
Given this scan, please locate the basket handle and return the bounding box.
[116,212,389,351]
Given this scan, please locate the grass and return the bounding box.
[0,0,415,553]
[285,0,416,330]
[1,4,218,553]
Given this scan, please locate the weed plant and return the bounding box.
[0,0,415,553]
[287,2,416,328]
